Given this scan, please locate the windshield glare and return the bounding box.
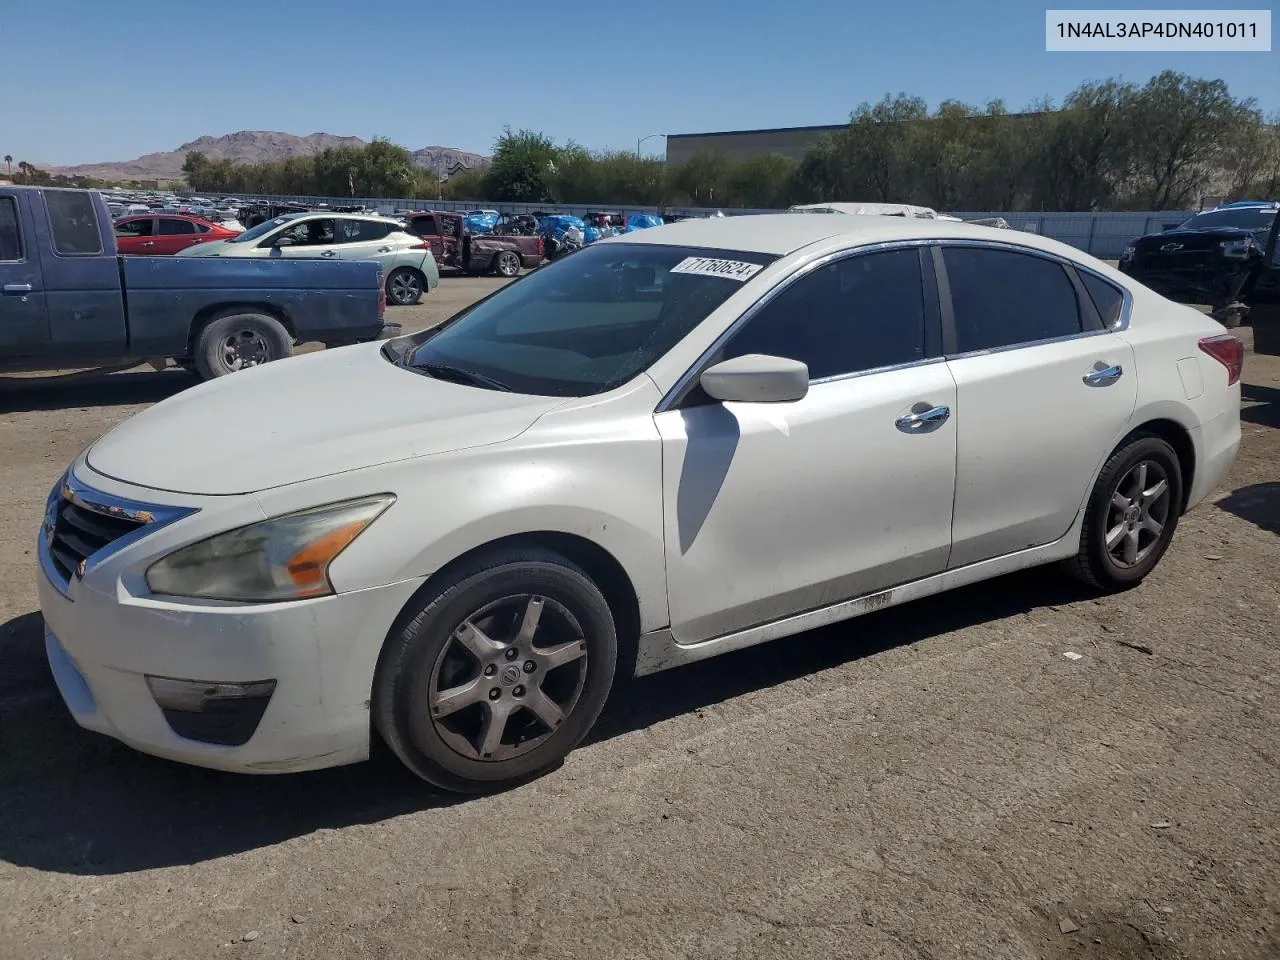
[396,243,779,397]
[1179,208,1277,232]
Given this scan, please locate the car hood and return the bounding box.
[1133,225,1263,246]
[178,239,235,256]
[86,344,567,495]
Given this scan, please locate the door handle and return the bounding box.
[320,250,338,258]
[140,241,154,247]
[377,246,392,253]
[3,283,33,294]
[895,405,951,429]
[1083,364,1123,386]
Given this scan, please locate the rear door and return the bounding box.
[333,218,394,261]
[114,216,157,255]
[938,244,1137,567]
[0,191,49,359]
[153,217,204,255]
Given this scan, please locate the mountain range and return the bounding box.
[45,131,491,181]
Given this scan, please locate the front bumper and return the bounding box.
[36,465,424,775]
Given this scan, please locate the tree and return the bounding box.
[483,128,558,202]
[2,155,10,178]
[1127,70,1242,209]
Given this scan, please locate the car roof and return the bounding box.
[606,212,1073,257]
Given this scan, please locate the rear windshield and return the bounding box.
[391,242,778,397]
[1178,208,1276,233]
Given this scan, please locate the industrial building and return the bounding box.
[664,123,847,165]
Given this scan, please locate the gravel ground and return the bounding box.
[1,277,1278,960]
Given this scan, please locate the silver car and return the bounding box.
[178,212,440,305]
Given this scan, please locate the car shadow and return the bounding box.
[0,369,196,413]
[1215,482,1280,535]
[1241,382,1280,429]
[0,566,1094,876]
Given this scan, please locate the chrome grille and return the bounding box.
[48,497,146,581]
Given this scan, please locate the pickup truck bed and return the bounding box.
[0,186,389,377]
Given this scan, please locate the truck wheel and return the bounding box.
[386,267,425,306]
[495,251,522,278]
[1251,303,1280,356]
[193,310,294,380]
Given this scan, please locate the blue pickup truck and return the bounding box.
[0,186,391,379]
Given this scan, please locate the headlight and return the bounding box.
[145,495,394,602]
[1219,237,1253,259]
[1121,244,1136,259]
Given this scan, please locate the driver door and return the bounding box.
[262,218,340,259]
[654,247,957,645]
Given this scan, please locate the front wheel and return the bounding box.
[1063,434,1183,591]
[494,250,521,278]
[386,267,425,306]
[373,547,618,792]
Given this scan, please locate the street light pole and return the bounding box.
[636,133,663,158]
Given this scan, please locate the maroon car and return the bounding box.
[402,211,542,277]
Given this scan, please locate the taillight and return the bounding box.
[377,274,387,316]
[1198,334,1243,385]
[537,237,543,257]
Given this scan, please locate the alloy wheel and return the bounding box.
[428,594,589,762]
[390,271,421,304]
[1105,460,1172,568]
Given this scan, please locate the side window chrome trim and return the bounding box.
[932,239,1134,363]
[656,239,938,413]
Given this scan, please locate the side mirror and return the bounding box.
[699,354,809,404]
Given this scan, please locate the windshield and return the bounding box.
[224,213,306,243]
[394,243,779,397]
[1178,208,1277,233]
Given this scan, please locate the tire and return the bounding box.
[386,267,425,306]
[373,546,618,793]
[193,310,293,380]
[1250,302,1280,356]
[494,250,521,278]
[1063,434,1183,591]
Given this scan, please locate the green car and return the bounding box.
[179,212,440,306]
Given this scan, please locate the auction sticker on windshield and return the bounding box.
[670,257,764,281]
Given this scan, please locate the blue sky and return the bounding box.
[6,0,1277,166]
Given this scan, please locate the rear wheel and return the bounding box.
[386,267,425,306]
[1063,434,1183,591]
[193,310,293,380]
[494,251,521,278]
[373,546,617,793]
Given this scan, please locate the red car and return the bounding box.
[113,214,241,255]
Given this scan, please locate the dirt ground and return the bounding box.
[1,277,1278,960]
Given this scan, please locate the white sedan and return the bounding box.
[37,215,1242,792]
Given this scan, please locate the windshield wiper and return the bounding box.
[414,361,513,392]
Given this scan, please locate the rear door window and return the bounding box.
[43,190,104,255]
[942,247,1082,353]
[158,218,197,235]
[337,219,390,243]
[0,197,22,261]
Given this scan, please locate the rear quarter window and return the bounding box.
[43,191,104,255]
[1080,272,1126,328]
